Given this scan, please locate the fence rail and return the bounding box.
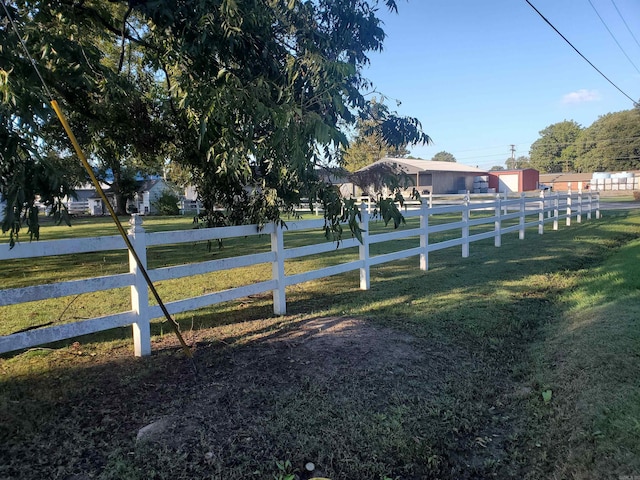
[0,191,600,356]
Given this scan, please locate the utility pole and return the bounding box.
[506,144,516,169]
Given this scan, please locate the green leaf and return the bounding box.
[541,389,552,404]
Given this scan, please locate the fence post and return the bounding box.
[519,193,525,240]
[566,187,572,227]
[577,186,582,223]
[494,194,502,247]
[271,222,286,315]
[595,191,601,219]
[420,201,429,271]
[428,191,433,209]
[128,215,151,357]
[538,190,545,235]
[553,193,559,231]
[462,194,470,258]
[359,202,371,289]
[587,191,592,220]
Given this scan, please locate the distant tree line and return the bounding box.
[491,108,640,173]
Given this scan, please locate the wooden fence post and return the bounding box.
[359,202,370,290]
[128,215,151,357]
[271,222,286,315]
[519,193,526,240]
[587,191,592,221]
[494,194,502,247]
[462,194,470,258]
[595,192,601,219]
[538,190,545,235]
[420,201,429,271]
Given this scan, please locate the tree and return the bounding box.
[574,109,640,172]
[431,151,456,162]
[152,190,181,216]
[529,121,582,173]
[1,0,429,238]
[505,155,531,170]
[341,100,418,172]
[490,165,505,171]
[1,1,170,222]
[137,0,430,229]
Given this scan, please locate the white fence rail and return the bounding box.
[0,191,600,356]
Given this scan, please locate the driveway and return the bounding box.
[599,201,640,210]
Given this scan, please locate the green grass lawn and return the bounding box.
[1,210,639,479]
[0,210,517,335]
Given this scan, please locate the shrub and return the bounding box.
[152,190,180,215]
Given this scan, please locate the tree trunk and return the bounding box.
[111,170,128,216]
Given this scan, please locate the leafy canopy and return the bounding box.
[528,111,640,174]
[574,109,640,172]
[505,155,531,170]
[431,151,456,163]
[529,120,582,173]
[1,0,430,240]
[341,99,429,172]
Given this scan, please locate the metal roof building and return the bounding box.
[358,157,488,194]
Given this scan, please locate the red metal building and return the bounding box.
[488,169,540,193]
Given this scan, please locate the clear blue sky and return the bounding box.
[364,0,640,170]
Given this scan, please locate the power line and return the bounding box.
[525,0,639,107]
[531,134,640,146]
[587,0,640,74]
[455,135,640,155]
[610,0,640,52]
[448,144,525,154]
[457,152,515,160]
[454,137,640,163]
[606,155,640,161]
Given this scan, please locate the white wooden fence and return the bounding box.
[0,190,600,356]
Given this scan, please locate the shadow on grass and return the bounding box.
[0,311,528,480]
[525,237,640,479]
[4,210,638,359]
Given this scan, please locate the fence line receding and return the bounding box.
[0,191,600,356]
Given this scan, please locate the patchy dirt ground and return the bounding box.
[225,316,425,378]
[139,318,431,445]
[1,316,530,480]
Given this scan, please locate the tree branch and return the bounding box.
[117,5,134,73]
